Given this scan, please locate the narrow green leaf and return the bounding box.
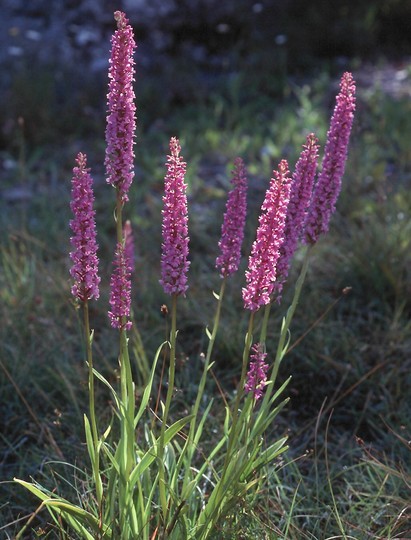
[163,415,194,445]
[252,438,289,471]
[223,406,231,436]
[262,437,288,461]
[102,444,121,475]
[129,448,157,488]
[14,479,101,536]
[193,399,213,447]
[138,413,190,480]
[84,415,95,463]
[134,341,165,428]
[251,398,290,439]
[164,442,176,473]
[92,368,121,409]
[97,423,112,453]
[192,434,225,487]
[268,376,292,405]
[250,377,291,439]
[280,329,291,360]
[181,478,197,500]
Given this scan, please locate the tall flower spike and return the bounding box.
[123,220,135,274]
[304,72,356,244]
[216,157,248,278]
[105,11,136,203]
[108,242,132,330]
[69,153,100,302]
[273,134,319,302]
[242,160,291,312]
[244,343,269,401]
[160,137,190,296]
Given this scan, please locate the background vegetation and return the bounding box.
[0,1,410,537]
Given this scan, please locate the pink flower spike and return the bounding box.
[242,160,291,312]
[304,72,356,244]
[108,242,132,331]
[245,343,270,401]
[273,134,319,302]
[105,11,136,203]
[69,153,100,302]
[123,220,135,274]
[216,157,248,278]
[160,137,190,296]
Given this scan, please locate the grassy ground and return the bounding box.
[0,60,410,538]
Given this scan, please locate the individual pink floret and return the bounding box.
[304,72,356,244]
[160,137,190,296]
[216,157,248,278]
[69,153,100,302]
[105,11,136,203]
[108,242,132,331]
[242,160,291,311]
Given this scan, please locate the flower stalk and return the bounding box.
[158,137,189,522]
[69,153,103,514]
[305,72,356,244]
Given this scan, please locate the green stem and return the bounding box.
[84,300,102,509]
[199,279,226,412]
[117,193,135,430]
[114,190,136,536]
[158,293,178,523]
[259,303,271,346]
[114,191,135,425]
[115,191,124,245]
[182,278,226,490]
[262,245,311,408]
[84,301,98,447]
[233,312,255,425]
[120,328,135,473]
